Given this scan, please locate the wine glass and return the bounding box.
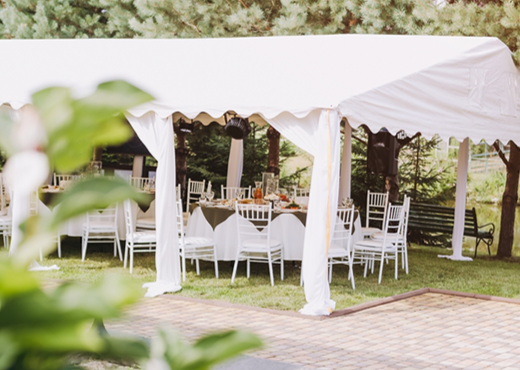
[237,189,244,201]
[206,191,215,204]
[199,194,207,206]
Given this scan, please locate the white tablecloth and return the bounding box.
[38,198,156,240]
[186,207,363,261]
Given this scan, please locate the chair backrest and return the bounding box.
[187,179,205,204]
[331,206,355,251]
[175,197,185,242]
[235,203,272,245]
[381,203,405,245]
[29,191,39,216]
[400,195,410,240]
[123,199,135,236]
[130,176,155,191]
[0,174,6,214]
[366,191,389,229]
[221,186,251,200]
[54,174,81,187]
[293,187,310,197]
[86,205,118,228]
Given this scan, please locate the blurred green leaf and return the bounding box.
[96,336,150,362]
[48,177,148,229]
[31,80,153,173]
[156,328,262,370]
[0,259,39,299]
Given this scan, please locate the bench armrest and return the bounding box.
[478,222,495,236]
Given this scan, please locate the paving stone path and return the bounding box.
[106,292,520,370]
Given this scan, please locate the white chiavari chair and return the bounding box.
[232,203,284,286]
[327,206,356,289]
[82,205,122,262]
[186,179,205,205]
[123,199,156,274]
[176,197,218,281]
[353,203,405,284]
[361,191,389,237]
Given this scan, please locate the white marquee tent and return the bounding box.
[1,35,519,315]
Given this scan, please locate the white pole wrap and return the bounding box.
[440,137,472,261]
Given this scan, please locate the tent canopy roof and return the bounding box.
[1,34,518,143]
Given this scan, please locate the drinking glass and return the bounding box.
[206,191,215,203]
[237,189,244,201]
[199,195,207,205]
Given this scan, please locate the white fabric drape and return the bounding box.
[125,112,181,296]
[265,109,341,316]
[226,139,243,188]
[441,138,473,261]
[339,122,352,200]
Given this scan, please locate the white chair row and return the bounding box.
[129,176,155,191]
[221,186,252,200]
[54,173,82,187]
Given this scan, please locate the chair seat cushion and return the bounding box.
[136,217,156,228]
[84,221,116,230]
[370,232,403,242]
[242,238,282,250]
[0,215,12,223]
[127,231,156,243]
[354,239,397,251]
[361,227,382,235]
[183,236,214,246]
[328,243,350,258]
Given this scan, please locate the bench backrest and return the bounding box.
[408,202,477,236]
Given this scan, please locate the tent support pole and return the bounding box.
[132,155,145,177]
[440,137,472,261]
[339,121,352,200]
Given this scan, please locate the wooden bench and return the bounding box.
[407,202,495,257]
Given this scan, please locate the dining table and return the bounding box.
[38,187,156,240]
[186,203,363,261]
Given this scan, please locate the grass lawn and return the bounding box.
[7,237,520,312]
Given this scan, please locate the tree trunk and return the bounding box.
[174,125,188,201]
[385,174,399,203]
[93,147,103,162]
[266,126,280,176]
[497,141,520,258]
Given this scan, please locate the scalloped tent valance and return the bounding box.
[1,34,518,144]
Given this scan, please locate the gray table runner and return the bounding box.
[189,203,308,229]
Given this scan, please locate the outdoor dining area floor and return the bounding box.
[103,290,520,370]
[28,237,520,369]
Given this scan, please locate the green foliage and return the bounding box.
[0,0,112,38]
[399,136,454,204]
[399,135,455,245]
[349,128,385,209]
[187,122,298,198]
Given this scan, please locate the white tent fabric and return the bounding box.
[1,34,519,314]
[125,112,181,297]
[226,139,243,188]
[265,109,341,315]
[1,36,518,144]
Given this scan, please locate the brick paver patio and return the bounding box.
[106,290,520,369]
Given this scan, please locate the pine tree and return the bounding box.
[0,0,111,38]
